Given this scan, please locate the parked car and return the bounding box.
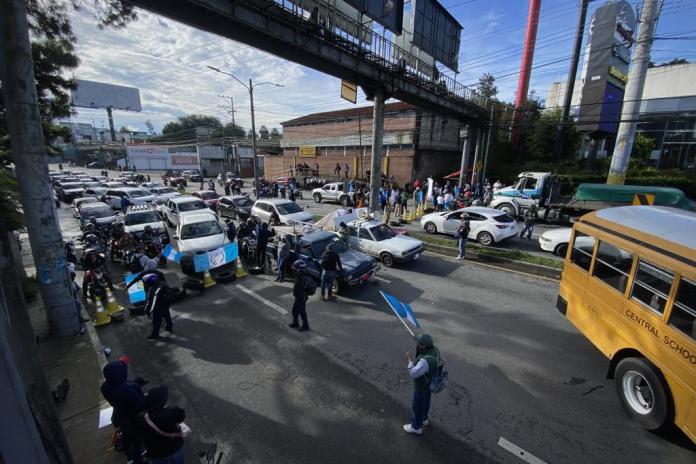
[251,198,313,225]
[538,227,595,257]
[225,172,244,187]
[104,188,156,209]
[92,175,108,183]
[275,176,291,186]
[141,181,163,189]
[344,219,424,267]
[78,202,117,227]
[72,197,99,218]
[86,161,103,168]
[420,206,518,246]
[173,211,228,256]
[217,194,253,220]
[182,169,203,183]
[123,206,168,239]
[160,196,211,228]
[103,181,127,189]
[265,230,379,294]
[84,187,108,199]
[55,182,85,202]
[312,182,355,206]
[148,186,181,205]
[162,170,187,187]
[192,190,220,209]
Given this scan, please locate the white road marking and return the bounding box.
[497,437,547,464]
[372,276,392,284]
[235,284,288,315]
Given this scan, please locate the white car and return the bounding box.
[538,227,596,257]
[123,206,168,239]
[173,212,229,256]
[84,187,108,198]
[104,187,156,209]
[141,181,163,189]
[78,202,118,227]
[161,196,211,228]
[344,219,424,267]
[251,198,313,225]
[420,206,518,246]
[71,196,99,218]
[148,186,181,205]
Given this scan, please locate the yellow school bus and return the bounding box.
[557,205,696,442]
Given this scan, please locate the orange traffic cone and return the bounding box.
[93,297,111,327]
[234,258,247,279]
[203,270,216,288]
[104,288,124,317]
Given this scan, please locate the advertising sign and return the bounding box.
[71,80,142,111]
[340,80,358,103]
[342,0,404,34]
[412,0,462,72]
[299,146,317,157]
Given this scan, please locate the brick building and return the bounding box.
[266,102,474,185]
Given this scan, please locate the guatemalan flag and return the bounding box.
[124,273,146,304]
[380,290,421,331]
[193,242,238,273]
[162,244,181,263]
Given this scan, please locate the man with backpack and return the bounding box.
[320,243,343,301]
[288,260,315,331]
[403,333,443,435]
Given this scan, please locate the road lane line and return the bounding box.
[497,437,547,464]
[235,284,288,315]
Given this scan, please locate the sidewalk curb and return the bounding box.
[422,242,562,280]
[83,309,108,370]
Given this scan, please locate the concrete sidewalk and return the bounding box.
[27,287,122,463]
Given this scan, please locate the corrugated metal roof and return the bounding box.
[281,101,417,126]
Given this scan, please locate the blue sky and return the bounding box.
[65,0,696,134]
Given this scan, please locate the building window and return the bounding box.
[592,241,633,293]
[631,260,674,315]
[669,278,696,340]
[570,231,595,272]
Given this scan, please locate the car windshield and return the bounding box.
[369,224,396,241]
[178,200,207,212]
[493,213,514,223]
[276,202,303,215]
[82,208,112,219]
[155,187,176,194]
[125,211,160,226]
[311,236,348,256]
[128,190,150,198]
[199,191,218,200]
[233,197,252,207]
[77,198,98,206]
[180,220,222,239]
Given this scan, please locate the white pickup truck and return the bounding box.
[312,182,355,206]
[343,219,424,267]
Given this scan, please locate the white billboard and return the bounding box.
[71,79,142,111]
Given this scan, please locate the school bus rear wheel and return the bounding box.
[615,357,672,431]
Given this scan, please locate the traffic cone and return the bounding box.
[404,208,414,221]
[203,270,216,288]
[93,297,111,327]
[234,258,248,279]
[104,288,124,317]
[415,204,423,218]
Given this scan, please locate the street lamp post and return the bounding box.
[207,65,284,198]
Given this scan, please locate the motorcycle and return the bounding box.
[83,267,113,302]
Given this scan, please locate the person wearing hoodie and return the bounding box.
[100,360,146,463]
[255,222,274,268]
[140,385,187,464]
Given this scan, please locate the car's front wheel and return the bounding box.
[424,222,437,234]
[380,253,395,268]
[477,231,494,246]
[313,193,322,203]
[554,243,568,257]
[496,203,516,218]
[331,278,341,295]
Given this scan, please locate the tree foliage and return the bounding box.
[525,109,580,163]
[270,128,281,140]
[223,122,246,138]
[475,72,498,101]
[629,133,656,171]
[258,125,270,140]
[161,114,222,136]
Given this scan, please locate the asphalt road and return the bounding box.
[47,166,696,464]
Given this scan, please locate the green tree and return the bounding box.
[475,72,498,101]
[258,125,270,140]
[223,122,246,138]
[119,125,130,133]
[247,129,255,139]
[145,119,154,135]
[526,109,581,163]
[161,114,222,137]
[629,133,656,171]
[270,127,281,140]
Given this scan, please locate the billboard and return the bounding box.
[412,0,462,72]
[71,80,142,111]
[577,0,636,134]
[342,0,404,35]
[126,145,199,170]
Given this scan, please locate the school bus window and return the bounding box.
[592,241,633,293]
[630,260,674,314]
[570,232,595,272]
[669,278,696,340]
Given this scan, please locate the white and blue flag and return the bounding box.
[124,273,146,304]
[193,243,238,273]
[162,244,181,263]
[380,290,421,334]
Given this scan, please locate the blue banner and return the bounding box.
[124,273,146,304]
[193,242,238,273]
[162,244,181,262]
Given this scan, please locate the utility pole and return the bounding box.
[0,0,80,338]
[106,106,116,142]
[470,128,483,186]
[207,66,284,197]
[369,90,385,212]
[554,0,591,161]
[608,0,659,184]
[458,126,470,189]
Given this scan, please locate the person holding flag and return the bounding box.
[404,333,440,435]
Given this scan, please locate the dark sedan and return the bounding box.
[216,194,253,220]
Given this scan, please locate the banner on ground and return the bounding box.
[124,273,146,304]
[193,242,238,273]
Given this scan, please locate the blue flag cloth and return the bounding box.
[380,290,421,329]
[193,242,239,273]
[162,244,181,263]
[124,273,146,304]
